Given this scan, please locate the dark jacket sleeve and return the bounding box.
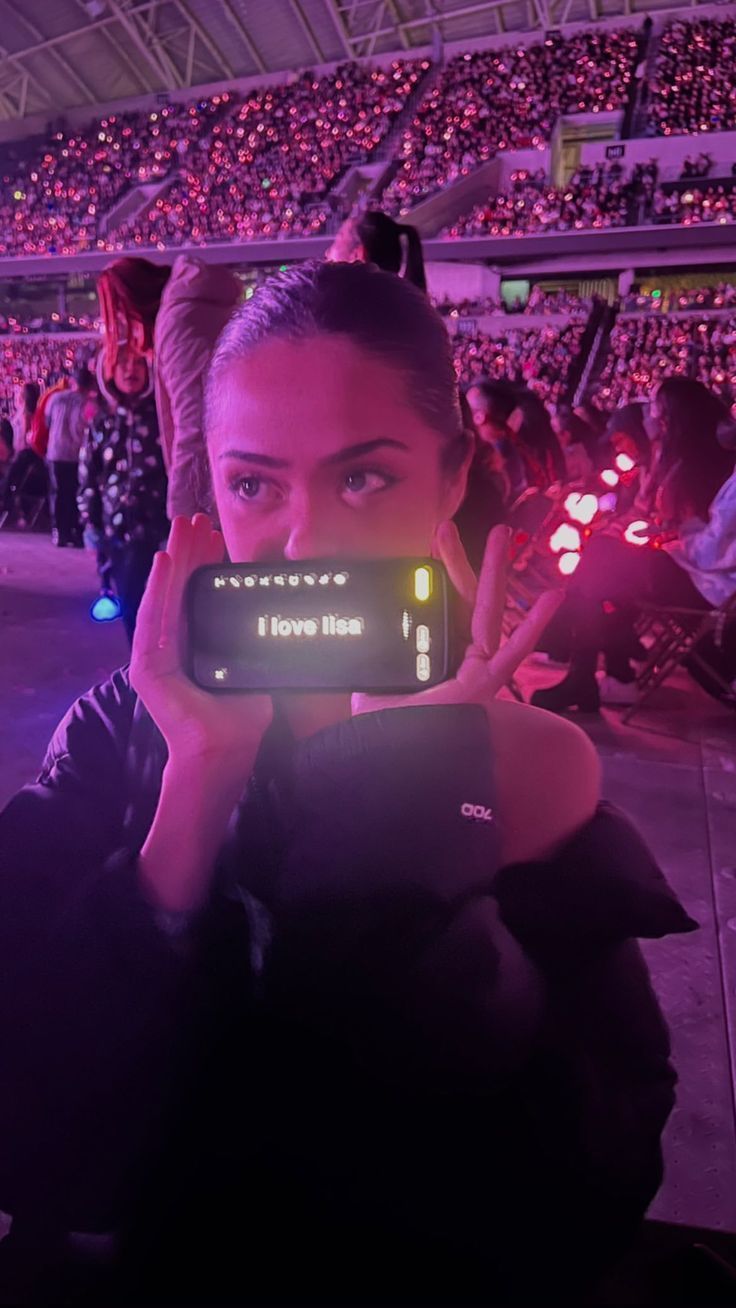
[0,669,194,1230]
[77,425,102,531]
[492,804,698,1203]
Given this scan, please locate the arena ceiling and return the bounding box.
[0,0,719,121]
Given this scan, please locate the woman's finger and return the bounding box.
[470,525,511,659]
[484,590,564,693]
[433,520,477,606]
[158,516,195,650]
[130,550,174,675]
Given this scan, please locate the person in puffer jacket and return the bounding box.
[96,254,242,523]
[77,347,168,644]
[154,254,242,520]
[0,262,696,1308]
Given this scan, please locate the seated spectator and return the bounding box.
[532,379,736,712]
[653,181,736,226]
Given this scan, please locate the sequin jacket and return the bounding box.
[77,394,168,547]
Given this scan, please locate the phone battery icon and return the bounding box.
[416,654,431,682]
[416,624,430,653]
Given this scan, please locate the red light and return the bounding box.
[601,468,619,488]
[615,452,635,473]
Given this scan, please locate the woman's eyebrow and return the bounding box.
[218,439,410,469]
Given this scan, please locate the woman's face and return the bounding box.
[208,335,469,564]
[113,346,148,396]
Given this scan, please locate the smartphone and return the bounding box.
[186,558,459,693]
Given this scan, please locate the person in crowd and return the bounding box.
[532,378,736,712]
[0,417,13,504]
[0,263,695,1307]
[326,208,428,292]
[77,344,168,644]
[0,383,45,522]
[0,417,13,467]
[97,255,243,521]
[45,367,95,548]
[551,403,598,482]
[155,256,243,518]
[11,381,39,455]
[465,377,528,504]
[452,389,508,570]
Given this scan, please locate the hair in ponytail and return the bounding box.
[398,223,427,293]
[356,210,427,292]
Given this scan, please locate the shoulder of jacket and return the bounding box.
[41,666,138,780]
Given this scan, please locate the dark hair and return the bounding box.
[357,211,427,293]
[0,416,13,454]
[464,377,519,424]
[74,366,94,390]
[465,379,564,487]
[22,382,40,416]
[656,378,734,518]
[207,262,468,482]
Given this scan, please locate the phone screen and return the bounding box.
[186,559,453,692]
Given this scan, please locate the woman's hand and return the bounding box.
[352,523,563,717]
[130,514,272,774]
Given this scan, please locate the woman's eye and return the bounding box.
[342,468,395,497]
[230,474,279,504]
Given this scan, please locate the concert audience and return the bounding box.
[648,17,736,135]
[453,322,585,403]
[383,28,639,211]
[597,312,736,407]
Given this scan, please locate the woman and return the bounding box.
[11,381,40,455]
[97,253,244,522]
[0,265,694,1307]
[326,207,427,291]
[532,378,736,712]
[77,344,168,644]
[0,383,45,522]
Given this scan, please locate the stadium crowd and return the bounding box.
[0,18,734,252]
[622,282,736,313]
[648,17,736,136]
[0,98,227,257]
[110,61,424,247]
[383,28,640,212]
[442,162,640,238]
[452,321,586,402]
[652,180,736,226]
[0,335,97,418]
[596,311,736,408]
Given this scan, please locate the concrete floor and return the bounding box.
[1,531,736,1235]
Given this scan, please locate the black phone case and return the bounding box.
[186,558,461,693]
